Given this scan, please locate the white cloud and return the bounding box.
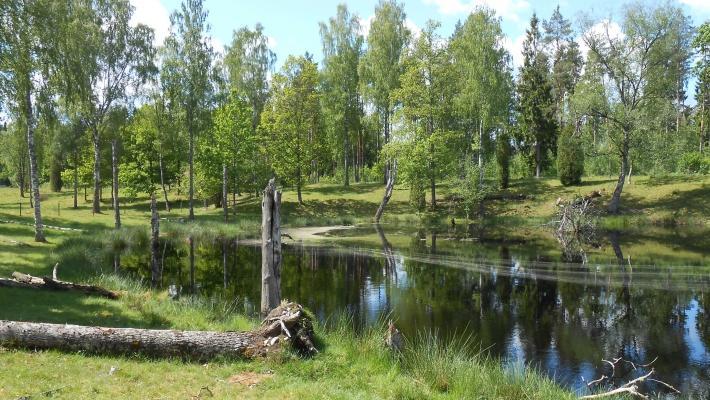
[422,0,530,22]
[267,36,278,50]
[129,0,171,46]
[576,20,623,60]
[679,0,710,12]
[503,33,525,69]
[405,18,422,40]
[208,36,225,56]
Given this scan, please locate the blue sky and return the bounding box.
[131,0,710,72]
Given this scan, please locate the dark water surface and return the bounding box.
[125,225,710,398]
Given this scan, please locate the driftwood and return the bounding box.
[0,302,316,361]
[375,160,397,223]
[581,357,679,399]
[0,269,119,299]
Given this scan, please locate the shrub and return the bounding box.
[557,129,584,186]
[678,152,710,174]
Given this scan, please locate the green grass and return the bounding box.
[2,176,706,399]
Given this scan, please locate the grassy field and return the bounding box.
[0,175,707,399]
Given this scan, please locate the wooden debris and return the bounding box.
[0,270,119,299]
[0,301,316,361]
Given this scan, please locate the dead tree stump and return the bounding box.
[150,192,160,288]
[261,178,282,315]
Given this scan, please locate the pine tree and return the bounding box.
[516,14,557,178]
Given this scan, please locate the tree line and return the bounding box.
[1,0,709,241]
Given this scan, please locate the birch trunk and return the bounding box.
[24,83,45,242]
[158,151,170,212]
[608,130,630,214]
[222,164,228,223]
[112,140,120,229]
[375,160,397,223]
[91,125,101,214]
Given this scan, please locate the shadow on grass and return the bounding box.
[642,175,706,187]
[0,287,169,328]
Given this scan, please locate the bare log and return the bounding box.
[375,160,397,223]
[261,178,282,315]
[0,271,119,299]
[0,302,316,361]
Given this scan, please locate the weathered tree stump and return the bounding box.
[261,178,282,315]
[150,192,160,288]
[0,302,316,361]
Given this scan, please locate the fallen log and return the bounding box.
[0,302,316,361]
[0,270,119,299]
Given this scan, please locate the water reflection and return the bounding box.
[120,225,710,397]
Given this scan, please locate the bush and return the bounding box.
[557,129,584,186]
[678,152,710,174]
[409,180,426,211]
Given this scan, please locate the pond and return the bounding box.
[120,224,710,398]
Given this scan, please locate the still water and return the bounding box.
[124,225,710,398]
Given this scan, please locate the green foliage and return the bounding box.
[456,162,489,219]
[496,131,511,189]
[678,152,710,174]
[224,23,276,129]
[556,128,584,186]
[516,14,558,177]
[260,55,322,201]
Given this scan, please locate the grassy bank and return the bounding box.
[0,223,574,399]
[1,174,708,235]
[1,175,707,398]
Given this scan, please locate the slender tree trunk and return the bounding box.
[296,167,303,205]
[343,115,350,187]
[18,155,25,198]
[701,100,706,154]
[150,193,160,288]
[375,161,397,223]
[24,84,45,242]
[261,178,282,315]
[535,143,542,178]
[91,125,101,214]
[608,129,630,214]
[158,151,170,212]
[383,109,390,184]
[222,164,228,223]
[112,140,120,229]
[73,151,78,209]
[478,120,485,218]
[188,117,195,221]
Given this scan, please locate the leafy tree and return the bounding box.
[164,0,215,220]
[359,0,410,180]
[517,13,557,179]
[0,0,61,241]
[224,23,276,130]
[557,127,584,186]
[543,6,582,127]
[63,0,155,214]
[319,4,363,187]
[206,92,254,213]
[450,9,513,189]
[694,22,710,153]
[261,55,322,204]
[577,3,692,213]
[395,21,456,209]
